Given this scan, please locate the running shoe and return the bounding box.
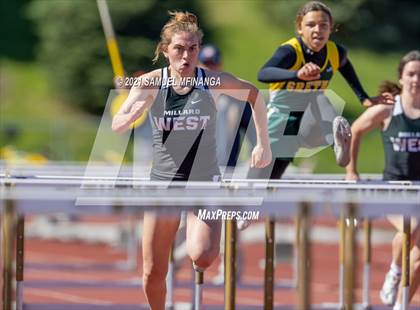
[332,116,352,167]
[380,270,401,306]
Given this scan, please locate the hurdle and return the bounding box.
[402,217,411,309]
[264,217,275,310]
[363,218,372,309]
[0,162,384,296]
[225,218,237,310]
[1,175,420,309]
[339,212,346,309]
[2,193,14,310]
[297,202,311,310]
[166,243,175,310]
[344,203,357,310]
[0,166,141,273]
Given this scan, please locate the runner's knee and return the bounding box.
[189,244,220,269]
[143,260,168,285]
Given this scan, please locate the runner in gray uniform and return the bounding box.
[345,50,420,310]
[149,66,220,181]
[112,11,272,309]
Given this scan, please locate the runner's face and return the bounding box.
[400,60,420,96]
[164,32,200,76]
[298,11,332,52]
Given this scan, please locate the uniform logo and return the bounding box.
[153,116,211,131]
[390,134,420,152]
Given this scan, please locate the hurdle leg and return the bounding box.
[401,216,410,310]
[297,202,310,310]
[165,243,175,310]
[293,213,301,289]
[15,215,25,310]
[362,219,371,309]
[194,267,203,310]
[126,217,138,271]
[344,203,357,310]
[224,218,236,310]
[264,217,275,310]
[338,215,345,310]
[2,199,16,310]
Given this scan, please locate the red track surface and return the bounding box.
[2,219,420,308]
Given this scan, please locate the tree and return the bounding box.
[26,0,212,114]
[339,0,420,51]
[0,0,37,61]
[260,0,420,52]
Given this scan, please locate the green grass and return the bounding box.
[329,49,400,120]
[304,130,385,173]
[0,60,100,161]
[200,0,286,86]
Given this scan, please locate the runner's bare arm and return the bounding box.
[345,104,392,180]
[211,71,272,168]
[111,70,160,133]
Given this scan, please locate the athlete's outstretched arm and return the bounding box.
[345,104,392,180]
[111,71,159,133]
[213,71,272,168]
[338,53,395,107]
[257,46,298,83]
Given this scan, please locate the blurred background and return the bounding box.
[1,0,420,172]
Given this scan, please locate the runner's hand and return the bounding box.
[363,92,395,107]
[251,144,272,168]
[297,62,321,81]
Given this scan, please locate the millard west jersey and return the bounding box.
[149,67,220,181]
[382,95,420,180]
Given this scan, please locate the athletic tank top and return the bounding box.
[382,95,420,180]
[149,67,220,181]
[268,37,340,110]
